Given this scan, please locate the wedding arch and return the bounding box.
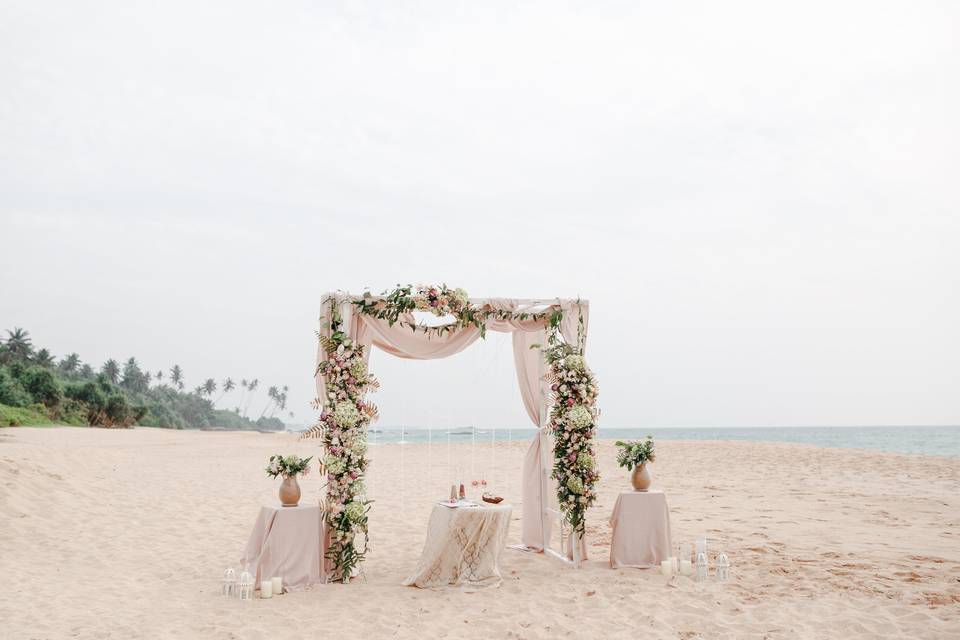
[305,285,599,582]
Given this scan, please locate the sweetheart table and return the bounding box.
[403,503,512,590]
[240,503,330,591]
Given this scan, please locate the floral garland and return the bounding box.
[544,309,599,537]
[305,300,379,582]
[351,284,550,338]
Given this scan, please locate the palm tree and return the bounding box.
[155,370,164,385]
[261,385,279,418]
[170,365,184,390]
[102,359,120,384]
[121,357,145,390]
[237,378,248,410]
[201,378,217,401]
[3,327,33,361]
[34,348,56,367]
[80,364,95,379]
[244,378,259,416]
[59,353,81,375]
[215,377,235,404]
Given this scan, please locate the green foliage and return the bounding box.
[615,436,656,469]
[0,367,32,407]
[0,402,52,427]
[2,327,288,431]
[20,367,63,407]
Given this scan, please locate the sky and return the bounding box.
[1,1,958,428]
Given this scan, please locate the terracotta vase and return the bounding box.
[631,463,652,491]
[279,475,301,507]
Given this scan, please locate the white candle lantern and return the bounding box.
[695,551,708,582]
[271,576,283,595]
[695,537,707,558]
[717,552,730,581]
[222,568,237,597]
[237,570,254,601]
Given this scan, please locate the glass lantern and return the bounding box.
[237,569,254,601]
[695,551,708,582]
[222,568,237,597]
[695,537,708,559]
[716,552,730,581]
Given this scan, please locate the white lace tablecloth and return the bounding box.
[403,503,512,590]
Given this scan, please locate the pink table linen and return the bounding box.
[240,503,328,591]
[608,490,672,569]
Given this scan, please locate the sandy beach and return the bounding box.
[1,426,958,639]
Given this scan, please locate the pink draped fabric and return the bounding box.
[608,490,672,569]
[240,503,328,590]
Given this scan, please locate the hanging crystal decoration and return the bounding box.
[695,551,708,582]
[716,552,730,581]
[222,567,237,597]
[237,568,254,601]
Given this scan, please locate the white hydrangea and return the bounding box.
[345,501,366,523]
[566,404,592,429]
[349,359,367,380]
[324,454,346,475]
[333,401,360,428]
[564,354,586,372]
[577,453,595,471]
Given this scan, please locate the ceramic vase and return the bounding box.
[279,475,301,507]
[631,463,652,491]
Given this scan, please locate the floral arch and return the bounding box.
[305,285,599,581]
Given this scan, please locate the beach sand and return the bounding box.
[1,427,958,639]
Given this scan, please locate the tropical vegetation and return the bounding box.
[0,327,289,430]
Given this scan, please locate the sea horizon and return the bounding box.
[287,424,960,458]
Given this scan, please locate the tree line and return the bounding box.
[0,327,290,429]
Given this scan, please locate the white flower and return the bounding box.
[333,402,361,428]
[349,359,368,380]
[564,354,586,372]
[566,405,592,429]
[324,454,346,475]
[566,476,584,494]
[345,501,366,523]
[351,439,368,456]
[577,453,595,470]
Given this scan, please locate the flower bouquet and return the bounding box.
[266,454,313,506]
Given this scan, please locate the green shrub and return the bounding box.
[20,367,63,407]
[0,368,31,407]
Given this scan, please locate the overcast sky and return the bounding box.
[2,1,958,428]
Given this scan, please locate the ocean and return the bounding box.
[354,425,960,457]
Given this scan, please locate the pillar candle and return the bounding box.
[680,559,693,576]
[271,576,282,594]
[660,559,673,577]
[260,580,273,599]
